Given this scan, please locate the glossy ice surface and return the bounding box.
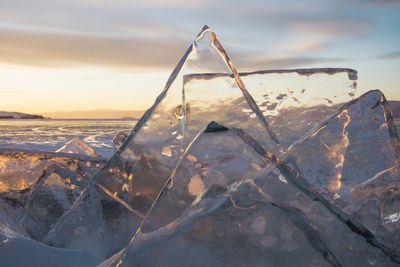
[43,25,282,261]
[1,26,400,267]
[119,124,397,266]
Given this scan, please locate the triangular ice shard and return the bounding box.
[100,25,280,210]
[44,26,281,261]
[350,166,400,254]
[112,126,396,266]
[132,124,275,234]
[285,89,400,256]
[287,90,399,201]
[56,137,100,157]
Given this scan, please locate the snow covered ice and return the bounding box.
[0,25,400,266]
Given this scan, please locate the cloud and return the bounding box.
[277,18,371,56]
[0,25,189,69]
[210,2,372,59]
[0,20,356,72]
[359,0,400,7]
[0,0,378,71]
[215,1,372,35]
[376,51,400,60]
[231,53,347,71]
[288,19,370,38]
[43,0,206,8]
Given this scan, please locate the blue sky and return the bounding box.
[0,0,399,115]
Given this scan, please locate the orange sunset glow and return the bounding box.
[0,0,399,118]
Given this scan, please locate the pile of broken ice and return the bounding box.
[1,26,399,266]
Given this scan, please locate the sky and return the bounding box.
[0,0,399,117]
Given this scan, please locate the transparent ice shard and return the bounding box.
[44,182,142,262]
[242,68,357,149]
[0,200,28,244]
[287,90,399,202]
[185,68,357,150]
[134,122,274,234]
[96,25,280,210]
[56,137,101,157]
[113,126,396,266]
[20,164,89,241]
[349,165,400,254]
[45,26,280,260]
[96,25,280,213]
[0,149,105,210]
[285,89,400,257]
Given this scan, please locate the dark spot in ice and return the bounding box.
[371,98,383,110]
[29,191,65,220]
[348,70,358,80]
[276,94,287,100]
[101,200,122,221]
[0,188,30,208]
[267,103,278,110]
[205,121,228,133]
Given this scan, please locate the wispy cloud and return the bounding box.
[359,0,400,7]
[0,21,354,71]
[288,19,370,37]
[233,54,347,70]
[376,51,400,60]
[0,25,188,69]
[0,0,393,72]
[42,0,207,8]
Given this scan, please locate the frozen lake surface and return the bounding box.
[0,119,136,157]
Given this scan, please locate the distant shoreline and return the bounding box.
[389,101,400,119]
[0,118,139,121]
[42,109,144,120]
[2,101,399,120]
[0,109,144,120]
[0,111,45,120]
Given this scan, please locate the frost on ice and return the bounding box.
[0,25,400,266]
